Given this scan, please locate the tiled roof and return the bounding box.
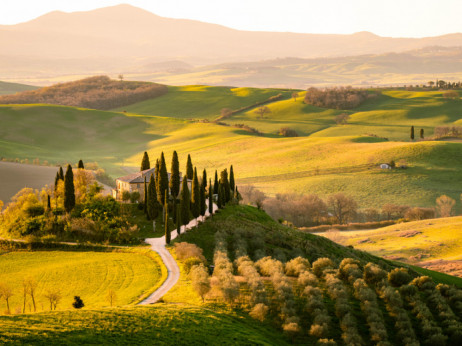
[116,168,156,183]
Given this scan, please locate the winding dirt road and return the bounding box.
[139,202,217,305]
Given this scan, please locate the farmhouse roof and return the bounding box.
[116,168,156,183]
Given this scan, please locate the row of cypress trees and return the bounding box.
[140,151,237,243]
[53,160,85,214]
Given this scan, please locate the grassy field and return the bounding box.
[320,216,462,280]
[0,304,290,345]
[0,162,58,207]
[114,85,290,120]
[0,249,164,312]
[0,81,37,96]
[1,87,462,209]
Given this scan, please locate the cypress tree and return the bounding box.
[217,182,223,209]
[191,168,200,220]
[200,178,206,218]
[47,194,51,211]
[180,178,190,230]
[213,170,219,194]
[155,159,160,181]
[147,174,159,220]
[229,165,235,193]
[202,169,207,187]
[64,164,75,213]
[176,206,181,235]
[59,166,64,180]
[172,200,177,224]
[165,191,171,244]
[170,151,180,198]
[420,128,424,139]
[144,176,148,215]
[220,169,231,203]
[186,154,193,180]
[208,179,213,216]
[54,172,60,190]
[157,152,169,204]
[410,126,415,140]
[78,160,84,169]
[140,151,150,171]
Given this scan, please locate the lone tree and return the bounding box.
[420,128,424,139]
[292,92,299,102]
[191,168,201,221]
[410,126,415,141]
[106,289,117,307]
[186,154,194,180]
[64,164,75,213]
[72,296,84,309]
[44,289,62,311]
[78,160,84,169]
[170,151,180,198]
[208,179,213,216]
[140,151,150,171]
[255,106,271,119]
[180,178,190,233]
[436,195,456,217]
[0,283,13,314]
[213,170,219,194]
[156,152,169,204]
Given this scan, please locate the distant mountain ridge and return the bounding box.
[1,4,461,85]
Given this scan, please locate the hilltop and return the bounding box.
[0,81,37,95]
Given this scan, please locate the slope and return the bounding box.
[0,81,37,95]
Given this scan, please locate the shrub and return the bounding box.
[338,258,362,283]
[255,256,284,276]
[312,257,334,278]
[363,263,387,285]
[174,242,206,263]
[190,264,211,302]
[411,276,435,291]
[388,268,412,287]
[298,271,319,287]
[279,127,299,137]
[184,257,205,274]
[285,257,311,277]
[72,296,84,309]
[249,303,269,322]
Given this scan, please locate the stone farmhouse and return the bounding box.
[113,168,191,201]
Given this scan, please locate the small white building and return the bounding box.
[379,163,391,169]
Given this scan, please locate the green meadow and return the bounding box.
[0,81,37,96]
[1,86,462,209]
[0,249,164,311]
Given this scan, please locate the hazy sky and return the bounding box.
[1,0,461,38]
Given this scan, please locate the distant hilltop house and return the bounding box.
[379,163,391,169]
[113,168,190,201]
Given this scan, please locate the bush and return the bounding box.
[249,303,268,322]
[338,258,362,283]
[304,86,371,109]
[285,257,310,277]
[279,127,299,137]
[312,257,334,278]
[184,257,205,274]
[72,296,84,309]
[388,268,412,287]
[363,263,387,285]
[174,242,206,263]
[190,264,211,302]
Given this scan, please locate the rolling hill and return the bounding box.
[1,85,462,209]
[0,81,37,95]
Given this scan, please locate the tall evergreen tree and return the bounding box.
[410,126,415,140]
[64,164,75,213]
[200,178,206,218]
[157,152,169,204]
[140,151,150,171]
[186,154,193,180]
[217,182,223,209]
[47,194,51,211]
[191,168,200,220]
[202,169,207,187]
[170,151,180,198]
[208,179,213,216]
[144,176,148,215]
[59,166,64,181]
[54,172,60,190]
[220,169,231,203]
[213,170,219,194]
[229,165,235,193]
[180,178,190,231]
[420,128,424,139]
[176,206,181,234]
[164,192,171,244]
[147,174,159,220]
[78,160,84,169]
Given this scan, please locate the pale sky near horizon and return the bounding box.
[0,0,461,38]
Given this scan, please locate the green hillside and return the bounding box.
[0,305,290,345]
[1,87,462,209]
[0,81,37,95]
[114,85,290,120]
